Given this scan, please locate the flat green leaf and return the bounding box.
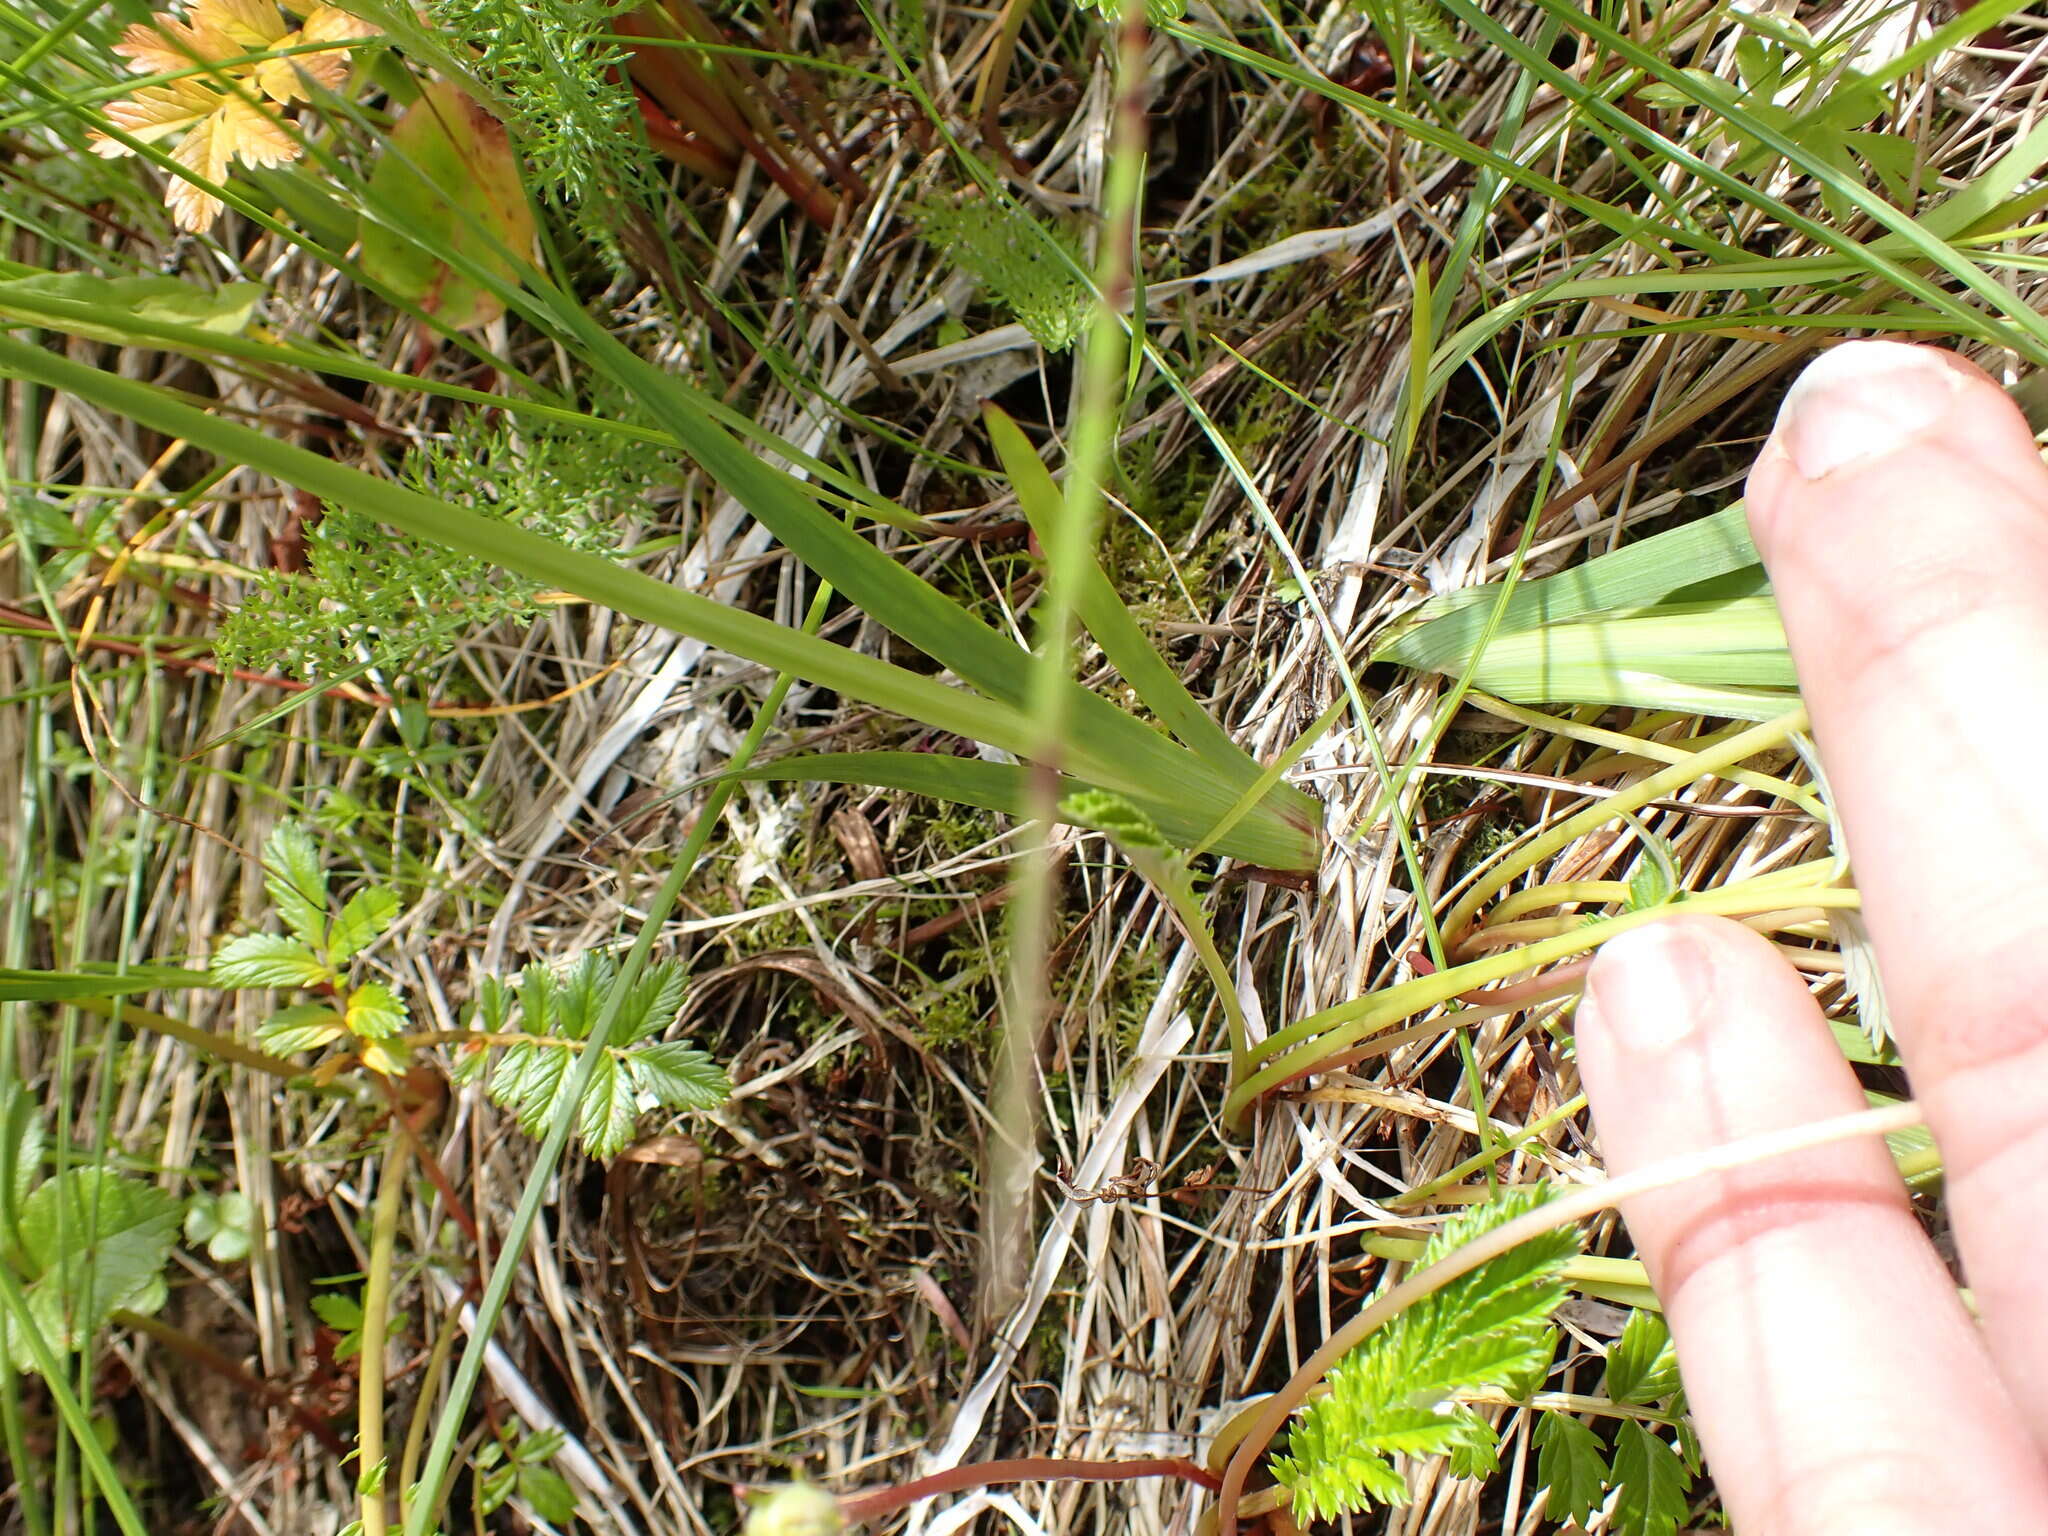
[739,751,1311,870]
[312,1291,368,1360]
[1535,1412,1608,1527]
[328,887,399,965]
[1610,1421,1692,1536]
[11,1169,180,1361]
[184,1192,257,1264]
[576,1051,636,1163]
[0,964,212,1001]
[212,934,330,990]
[262,822,329,950]
[1625,830,1680,912]
[490,1042,569,1138]
[257,1003,350,1055]
[345,982,410,1041]
[0,274,262,340]
[360,79,537,330]
[518,1463,577,1524]
[627,1042,730,1111]
[1606,1310,1683,1405]
[1373,504,1773,696]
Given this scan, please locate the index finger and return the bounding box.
[1747,338,2048,1439]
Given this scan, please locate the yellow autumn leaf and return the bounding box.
[95,0,372,232]
[92,78,220,153]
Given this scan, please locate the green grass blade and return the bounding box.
[1374,504,1760,669]
[982,404,1249,774]
[0,966,212,1001]
[0,337,1318,868]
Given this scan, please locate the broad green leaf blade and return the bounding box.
[262,822,329,950]
[13,1168,181,1360]
[360,79,536,331]
[1374,504,1760,667]
[1610,1421,1692,1536]
[1605,1310,1683,1406]
[1390,598,1796,719]
[211,934,330,989]
[983,404,1249,773]
[1534,1413,1609,1527]
[0,965,212,1001]
[255,1003,350,1055]
[737,750,1315,870]
[345,982,410,1040]
[328,887,399,965]
[627,1042,730,1111]
[0,273,262,339]
[576,1051,636,1162]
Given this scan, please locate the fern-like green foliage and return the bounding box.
[216,415,644,685]
[1271,1186,1578,1522]
[1392,0,1466,59]
[915,199,1091,353]
[463,953,731,1162]
[424,0,662,253]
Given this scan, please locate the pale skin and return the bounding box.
[1577,340,2048,1532]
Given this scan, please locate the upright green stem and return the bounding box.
[982,0,1150,1316]
[359,1130,414,1536]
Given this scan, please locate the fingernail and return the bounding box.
[1773,340,1961,481]
[1583,923,1706,1055]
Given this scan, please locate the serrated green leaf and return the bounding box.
[262,822,329,950]
[519,1463,577,1523]
[1611,1421,1691,1536]
[490,1043,569,1139]
[577,1050,637,1162]
[257,1003,350,1056]
[311,1293,362,1331]
[627,1042,731,1111]
[1059,790,1173,855]
[1606,1310,1682,1405]
[345,982,410,1041]
[1445,1423,1500,1481]
[617,960,689,1047]
[1535,1413,1608,1526]
[212,933,331,990]
[11,1169,179,1362]
[329,887,399,965]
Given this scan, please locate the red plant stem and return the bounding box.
[836,1457,1220,1524]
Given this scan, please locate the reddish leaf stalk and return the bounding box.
[836,1456,1221,1525]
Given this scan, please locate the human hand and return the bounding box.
[1576,341,2048,1532]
